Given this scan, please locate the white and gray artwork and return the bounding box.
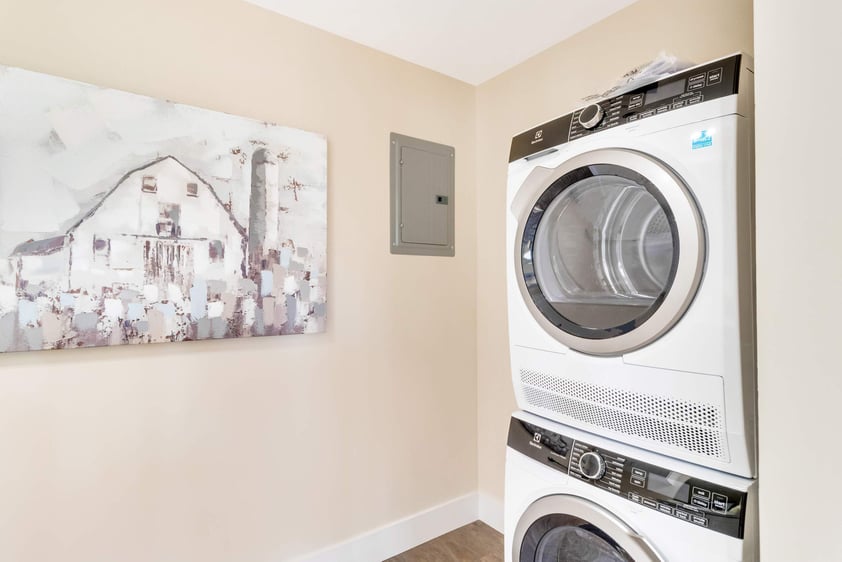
[0,65,327,352]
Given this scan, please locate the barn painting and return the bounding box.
[0,65,327,352]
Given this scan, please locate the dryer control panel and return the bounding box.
[508,417,748,539]
[509,53,743,162]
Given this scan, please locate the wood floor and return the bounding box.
[384,521,503,562]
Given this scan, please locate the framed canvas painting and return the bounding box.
[0,65,327,352]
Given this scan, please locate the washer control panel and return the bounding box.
[509,53,743,162]
[507,417,748,539]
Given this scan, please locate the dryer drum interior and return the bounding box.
[529,164,678,336]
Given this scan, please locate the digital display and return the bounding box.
[644,79,687,105]
[647,471,690,502]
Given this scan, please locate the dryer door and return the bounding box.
[513,148,704,356]
[513,494,663,562]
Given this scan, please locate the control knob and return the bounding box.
[578,451,606,480]
[578,103,605,129]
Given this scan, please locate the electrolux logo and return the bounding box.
[530,129,544,145]
[529,432,543,449]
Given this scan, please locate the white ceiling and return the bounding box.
[244,0,638,85]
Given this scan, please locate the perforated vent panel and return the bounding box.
[520,369,727,461]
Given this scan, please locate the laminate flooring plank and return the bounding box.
[385,521,503,562]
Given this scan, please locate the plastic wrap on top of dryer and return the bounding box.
[505,53,756,478]
[504,410,758,562]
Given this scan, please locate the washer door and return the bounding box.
[513,495,663,562]
[513,149,704,356]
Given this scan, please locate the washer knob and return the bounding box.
[578,103,605,129]
[578,451,606,480]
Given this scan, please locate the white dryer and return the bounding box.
[505,411,757,562]
[506,54,756,477]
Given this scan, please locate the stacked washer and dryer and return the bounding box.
[504,54,757,561]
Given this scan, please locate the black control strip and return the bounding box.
[509,54,742,162]
[507,417,748,539]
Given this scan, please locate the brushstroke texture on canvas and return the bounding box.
[0,65,327,352]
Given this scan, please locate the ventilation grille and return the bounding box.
[520,369,727,460]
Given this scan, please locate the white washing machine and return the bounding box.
[506,54,756,477]
[505,411,757,562]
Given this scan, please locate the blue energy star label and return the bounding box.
[692,130,713,150]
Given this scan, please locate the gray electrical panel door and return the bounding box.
[390,132,455,256]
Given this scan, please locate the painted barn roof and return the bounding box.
[12,235,67,256]
[68,155,247,237]
[13,156,247,256]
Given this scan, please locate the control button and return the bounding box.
[632,468,647,478]
[577,103,605,130]
[707,67,723,85]
[658,504,674,515]
[629,94,644,103]
[630,476,646,488]
[711,493,728,513]
[687,96,703,105]
[640,110,655,118]
[642,498,658,509]
[691,515,708,527]
[656,105,669,114]
[629,493,642,503]
[628,115,638,122]
[691,496,710,509]
[689,73,706,84]
[672,101,685,109]
[692,487,711,500]
[578,451,606,480]
[688,81,705,91]
[675,510,690,521]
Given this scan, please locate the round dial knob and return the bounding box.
[578,103,605,129]
[578,451,606,480]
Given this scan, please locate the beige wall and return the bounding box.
[475,0,754,505]
[0,1,477,560]
[754,2,842,560]
[4,0,813,559]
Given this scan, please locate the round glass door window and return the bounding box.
[520,513,635,562]
[521,164,680,341]
[512,495,664,562]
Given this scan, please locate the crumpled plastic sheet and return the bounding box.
[582,52,695,102]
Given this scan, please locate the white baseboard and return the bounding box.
[478,491,504,534]
[296,492,480,562]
